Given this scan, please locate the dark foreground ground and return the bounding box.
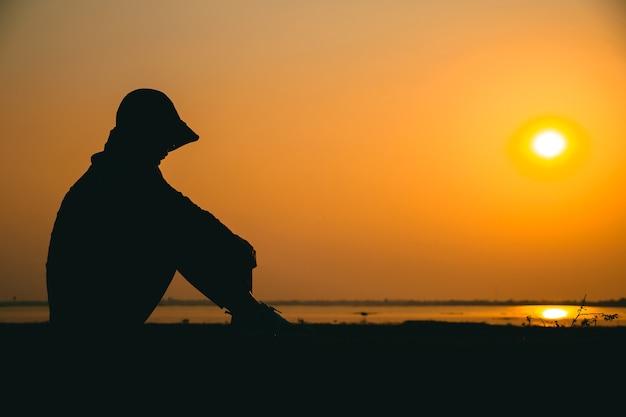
[2,321,625,414]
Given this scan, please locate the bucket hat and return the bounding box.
[115,88,199,151]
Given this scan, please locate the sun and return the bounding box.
[531,129,567,159]
[508,115,590,180]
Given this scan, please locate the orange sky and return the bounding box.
[2,0,626,302]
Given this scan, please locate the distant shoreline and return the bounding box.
[3,297,626,307]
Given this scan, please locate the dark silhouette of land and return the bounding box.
[2,321,624,414]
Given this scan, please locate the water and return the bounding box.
[2,303,625,326]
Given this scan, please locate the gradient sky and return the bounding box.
[2,0,626,302]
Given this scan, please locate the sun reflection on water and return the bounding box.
[542,307,568,320]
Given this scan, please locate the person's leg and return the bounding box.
[175,246,312,335]
[178,262,259,316]
[178,262,314,335]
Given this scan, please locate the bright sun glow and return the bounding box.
[508,115,590,180]
[531,130,567,159]
[542,308,567,320]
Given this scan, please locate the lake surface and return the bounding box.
[2,303,625,327]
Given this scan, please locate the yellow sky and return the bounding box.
[2,0,626,302]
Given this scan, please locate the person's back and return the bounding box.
[47,149,182,325]
[46,88,311,336]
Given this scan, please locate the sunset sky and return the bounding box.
[2,0,626,303]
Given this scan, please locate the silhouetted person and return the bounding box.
[46,88,309,336]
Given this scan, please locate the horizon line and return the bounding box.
[2,297,626,307]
